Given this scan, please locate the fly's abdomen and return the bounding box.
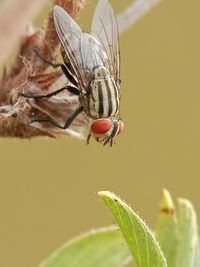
[88,77,119,119]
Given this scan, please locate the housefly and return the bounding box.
[21,0,124,146]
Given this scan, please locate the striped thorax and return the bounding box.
[80,66,119,119]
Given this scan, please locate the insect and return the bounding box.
[20,0,124,146]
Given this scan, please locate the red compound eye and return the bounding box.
[91,119,113,135]
[117,121,124,135]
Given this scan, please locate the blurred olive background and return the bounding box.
[0,0,200,266]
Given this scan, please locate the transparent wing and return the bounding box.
[53,5,108,89]
[80,33,110,83]
[91,0,120,86]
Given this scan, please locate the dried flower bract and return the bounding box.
[0,0,88,139]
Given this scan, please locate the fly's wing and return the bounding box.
[91,0,120,86]
[80,33,110,84]
[53,5,107,89]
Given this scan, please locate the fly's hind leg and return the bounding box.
[31,106,84,129]
[19,48,81,98]
[34,47,78,87]
[19,85,80,99]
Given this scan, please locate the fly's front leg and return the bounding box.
[34,47,78,87]
[31,106,84,129]
[87,133,91,144]
[19,86,80,99]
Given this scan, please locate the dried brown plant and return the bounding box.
[0,0,89,139]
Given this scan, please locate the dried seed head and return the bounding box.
[0,0,87,139]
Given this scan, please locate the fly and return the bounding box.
[20,0,124,146]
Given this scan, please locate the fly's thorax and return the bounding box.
[84,67,120,119]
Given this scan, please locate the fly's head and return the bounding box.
[88,117,124,146]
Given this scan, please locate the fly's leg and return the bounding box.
[34,48,78,87]
[87,133,91,144]
[103,122,119,146]
[31,106,84,129]
[19,86,80,99]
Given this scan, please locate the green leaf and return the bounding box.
[98,191,167,267]
[39,227,131,267]
[175,199,199,267]
[156,189,177,267]
[193,235,200,267]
